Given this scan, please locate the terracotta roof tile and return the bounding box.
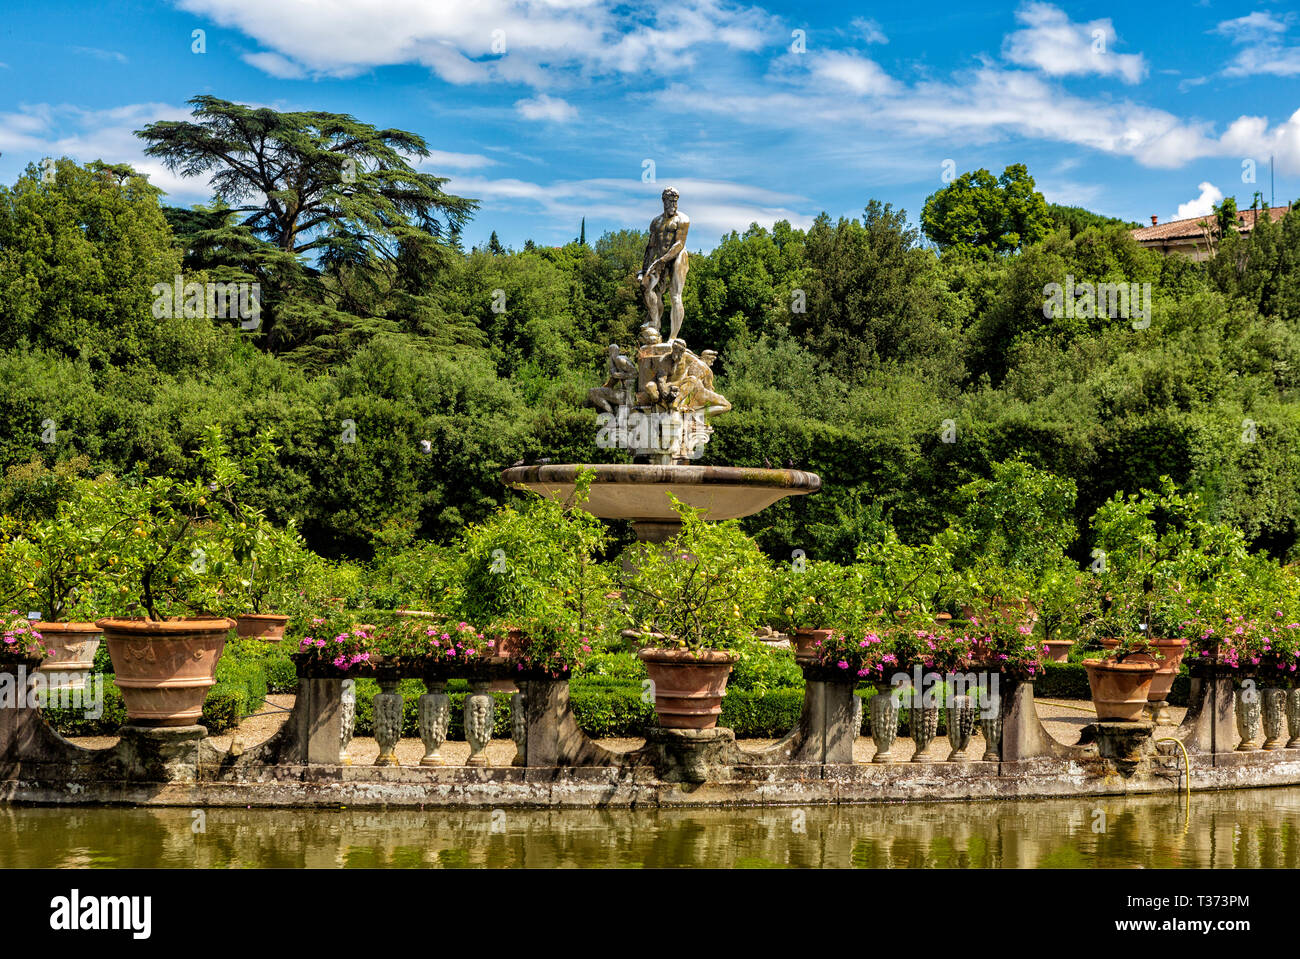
[1132,205,1290,242]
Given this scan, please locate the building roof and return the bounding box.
[1131,205,1290,243]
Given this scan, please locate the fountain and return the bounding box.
[500,187,820,540]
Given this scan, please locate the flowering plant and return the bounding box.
[921,622,977,674]
[1258,614,1300,677]
[387,618,488,664]
[293,612,377,673]
[1187,611,1269,670]
[812,624,901,683]
[510,613,592,678]
[963,606,1044,680]
[1,612,47,659]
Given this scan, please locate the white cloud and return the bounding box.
[444,173,813,241]
[655,54,1300,175]
[241,51,306,79]
[1214,12,1290,43]
[0,102,208,198]
[1037,178,1104,208]
[70,47,129,64]
[1216,12,1300,77]
[851,17,888,45]
[174,0,780,85]
[515,93,578,123]
[1002,1,1146,84]
[812,52,897,95]
[414,149,499,171]
[1175,182,1223,221]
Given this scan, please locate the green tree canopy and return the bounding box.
[921,163,1052,256]
[137,96,478,353]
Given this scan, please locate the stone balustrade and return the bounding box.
[2,654,1300,806]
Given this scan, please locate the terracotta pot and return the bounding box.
[97,618,235,726]
[1041,638,1073,664]
[1099,637,1185,704]
[489,629,525,694]
[234,613,289,642]
[792,627,833,664]
[493,628,526,660]
[34,622,102,690]
[638,647,737,729]
[1148,638,1188,704]
[1083,655,1159,722]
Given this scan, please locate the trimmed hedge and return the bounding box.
[349,677,807,740]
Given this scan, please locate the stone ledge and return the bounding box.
[8,752,1300,807]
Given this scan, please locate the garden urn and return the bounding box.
[34,622,102,691]
[1083,655,1159,722]
[638,647,737,730]
[97,617,234,726]
[234,613,289,642]
[792,627,833,665]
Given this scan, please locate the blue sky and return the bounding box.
[2,0,1298,250]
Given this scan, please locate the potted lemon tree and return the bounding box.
[768,558,856,663]
[621,499,772,730]
[449,473,613,676]
[0,476,128,689]
[94,429,255,726]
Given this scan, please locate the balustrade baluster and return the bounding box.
[869,688,899,764]
[465,681,494,767]
[339,678,356,766]
[1286,688,1300,749]
[419,680,451,766]
[373,677,403,767]
[1262,687,1285,750]
[946,694,976,761]
[1236,687,1262,751]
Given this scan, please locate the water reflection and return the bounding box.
[2,789,1298,868]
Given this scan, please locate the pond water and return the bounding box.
[2,787,1299,867]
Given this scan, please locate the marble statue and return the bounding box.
[638,187,690,344]
[587,189,728,464]
[587,343,638,415]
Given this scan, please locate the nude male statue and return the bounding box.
[634,326,677,408]
[638,187,690,343]
[586,343,637,415]
[671,345,731,417]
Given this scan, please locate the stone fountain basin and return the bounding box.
[500,463,820,534]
